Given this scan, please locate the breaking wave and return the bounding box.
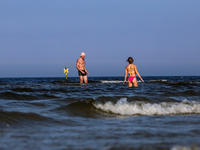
[100,80,124,83]
[94,98,200,116]
[171,145,200,150]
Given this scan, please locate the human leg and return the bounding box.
[128,81,133,87]
[83,75,88,83]
[132,78,138,87]
[79,76,83,83]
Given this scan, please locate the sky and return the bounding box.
[0,0,200,77]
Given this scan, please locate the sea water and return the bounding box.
[0,76,200,150]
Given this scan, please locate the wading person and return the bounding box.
[123,57,144,87]
[76,52,89,83]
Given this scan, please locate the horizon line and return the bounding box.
[0,75,200,78]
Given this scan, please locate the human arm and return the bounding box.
[83,60,89,75]
[123,68,127,84]
[85,68,89,75]
[135,65,144,82]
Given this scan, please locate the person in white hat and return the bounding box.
[76,52,89,83]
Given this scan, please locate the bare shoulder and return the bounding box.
[77,58,81,62]
[125,65,129,69]
[130,64,136,68]
[133,64,137,70]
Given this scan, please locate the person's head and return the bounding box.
[80,52,85,59]
[127,57,134,64]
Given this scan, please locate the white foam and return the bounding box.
[162,79,167,82]
[171,145,200,150]
[100,80,144,83]
[94,98,200,116]
[148,79,167,82]
[100,80,124,83]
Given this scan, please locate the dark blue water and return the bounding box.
[0,76,200,150]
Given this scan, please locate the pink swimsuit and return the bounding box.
[128,76,136,82]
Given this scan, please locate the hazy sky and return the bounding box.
[1,0,200,77]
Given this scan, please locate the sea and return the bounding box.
[0,76,200,150]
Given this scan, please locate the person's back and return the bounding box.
[123,57,144,87]
[126,64,136,77]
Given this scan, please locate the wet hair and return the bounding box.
[127,57,134,64]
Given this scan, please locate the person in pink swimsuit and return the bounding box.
[123,57,144,87]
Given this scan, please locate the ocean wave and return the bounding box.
[0,91,60,100]
[94,98,200,116]
[0,110,52,124]
[100,80,145,83]
[171,145,200,150]
[99,79,200,85]
[100,80,167,83]
[12,87,35,92]
[146,80,200,85]
[147,79,168,82]
[0,92,38,100]
[54,98,119,118]
[100,80,124,83]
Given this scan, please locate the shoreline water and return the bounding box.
[0,76,200,150]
